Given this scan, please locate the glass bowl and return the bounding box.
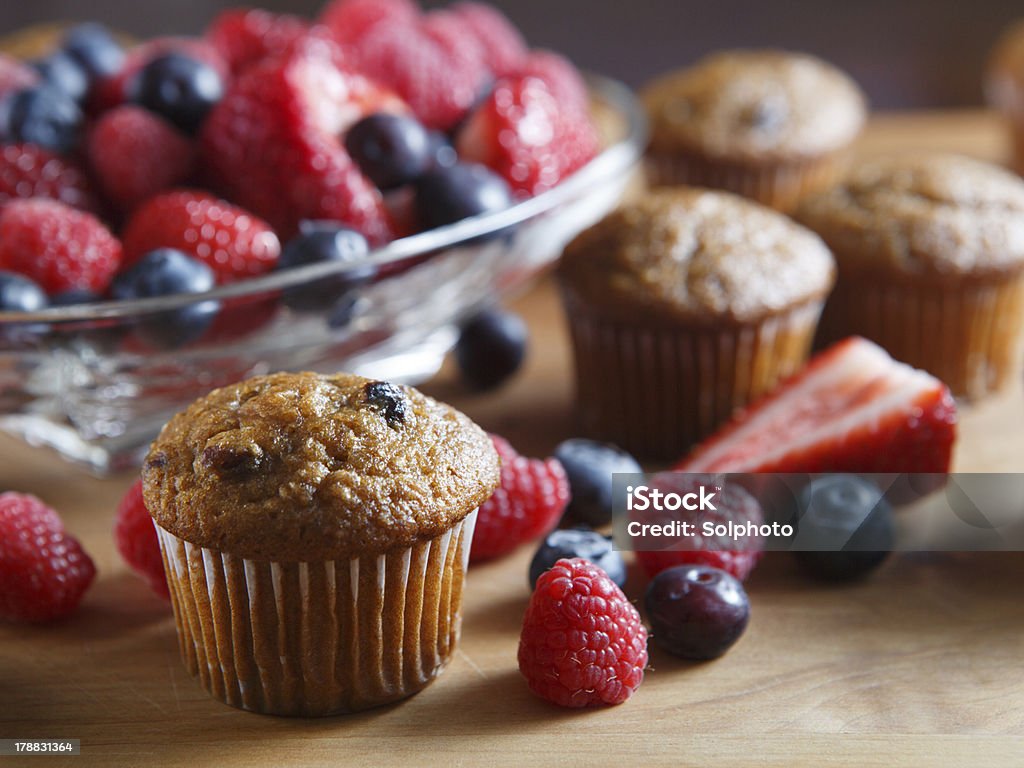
[0,74,646,474]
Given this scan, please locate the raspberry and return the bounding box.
[470,434,569,563]
[121,190,280,283]
[0,492,96,623]
[515,50,591,116]
[348,17,488,131]
[87,106,194,213]
[114,479,169,599]
[206,8,310,75]
[0,199,122,293]
[200,46,397,241]
[518,558,647,707]
[456,75,600,197]
[633,474,764,582]
[0,53,40,101]
[320,0,420,46]
[0,143,99,213]
[451,3,527,77]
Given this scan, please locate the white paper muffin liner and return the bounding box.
[563,295,824,460]
[156,510,477,717]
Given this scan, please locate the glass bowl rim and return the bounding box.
[0,73,647,325]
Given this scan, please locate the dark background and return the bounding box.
[0,0,1020,109]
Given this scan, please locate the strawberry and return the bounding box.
[87,106,194,213]
[451,2,527,77]
[205,8,310,75]
[514,50,590,115]
[0,143,99,213]
[456,74,600,197]
[676,337,958,474]
[0,199,121,293]
[319,0,420,46]
[0,53,39,102]
[121,190,280,283]
[200,45,397,241]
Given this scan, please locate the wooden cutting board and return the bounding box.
[2,111,1024,768]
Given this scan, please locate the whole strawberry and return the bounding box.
[519,557,647,707]
[205,8,309,75]
[0,143,99,213]
[114,479,169,600]
[0,493,96,623]
[470,434,569,563]
[87,106,194,214]
[121,190,280,283]
[0,199,122,294]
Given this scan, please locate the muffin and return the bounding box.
[986,20,1024,174]
[641,50,867,211]
[142,371,499,716]
[796,153,1024,400]
[557,188,836,460]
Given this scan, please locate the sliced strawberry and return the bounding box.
[87,106,194,214]
[120,190,280,283]
[677,337,958,474]
[205,8,310,75]
[451,2,527,77]
[0,144,99,214]
[457,74,599,197]
[200,45,398,241]
[319,0,420,47]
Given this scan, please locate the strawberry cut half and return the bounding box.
[676,337,958,474]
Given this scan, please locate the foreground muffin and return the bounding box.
[986,20,1024,173]
[557,188,835,459]
[142,371,499,716]
[641,50,866,211]
[796,153,1024,400]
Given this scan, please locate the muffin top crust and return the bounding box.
[557,188,835,325]
[795,153,1024,277]
[143,371,499,561]
[641,50,867,162]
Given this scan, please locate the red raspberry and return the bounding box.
[470,435,569,563]
[452,3,527,77]
[0,53,40,101]
[91,37,229,114]
[87,106,194,213]
[121,190,280,283]
[206,8,310,75]
[633,474,764,582]
[114,479,169,600]
[456,75,600,197]
[0,493,96,623]
[347,17,488,131]
[0,199,122,293]
[514,50,591,115]
[320,0,420,46]
[200,46,397,241]
[0,143,99,213]
[518,558,647,707]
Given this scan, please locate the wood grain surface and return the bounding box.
[2,111,1024,767]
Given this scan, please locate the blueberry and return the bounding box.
[345,112,433,190]
[528,528,626,589]
[277,221,373,311]
[414,162,512,231]
[129,53,224,135]
[645,565,750,660]
[63,23,125,81]
[0,86,82,154]
[454,308,527,391]
[554,439,642,527]
[0,271,47,312]
[426,130,458,169]
[49,288,101,307]
[791,475,894,582]
[109,248,218,348]
[362,380,409,427]
[32,51,89,103]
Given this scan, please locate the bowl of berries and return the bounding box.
[0,1,646,473]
